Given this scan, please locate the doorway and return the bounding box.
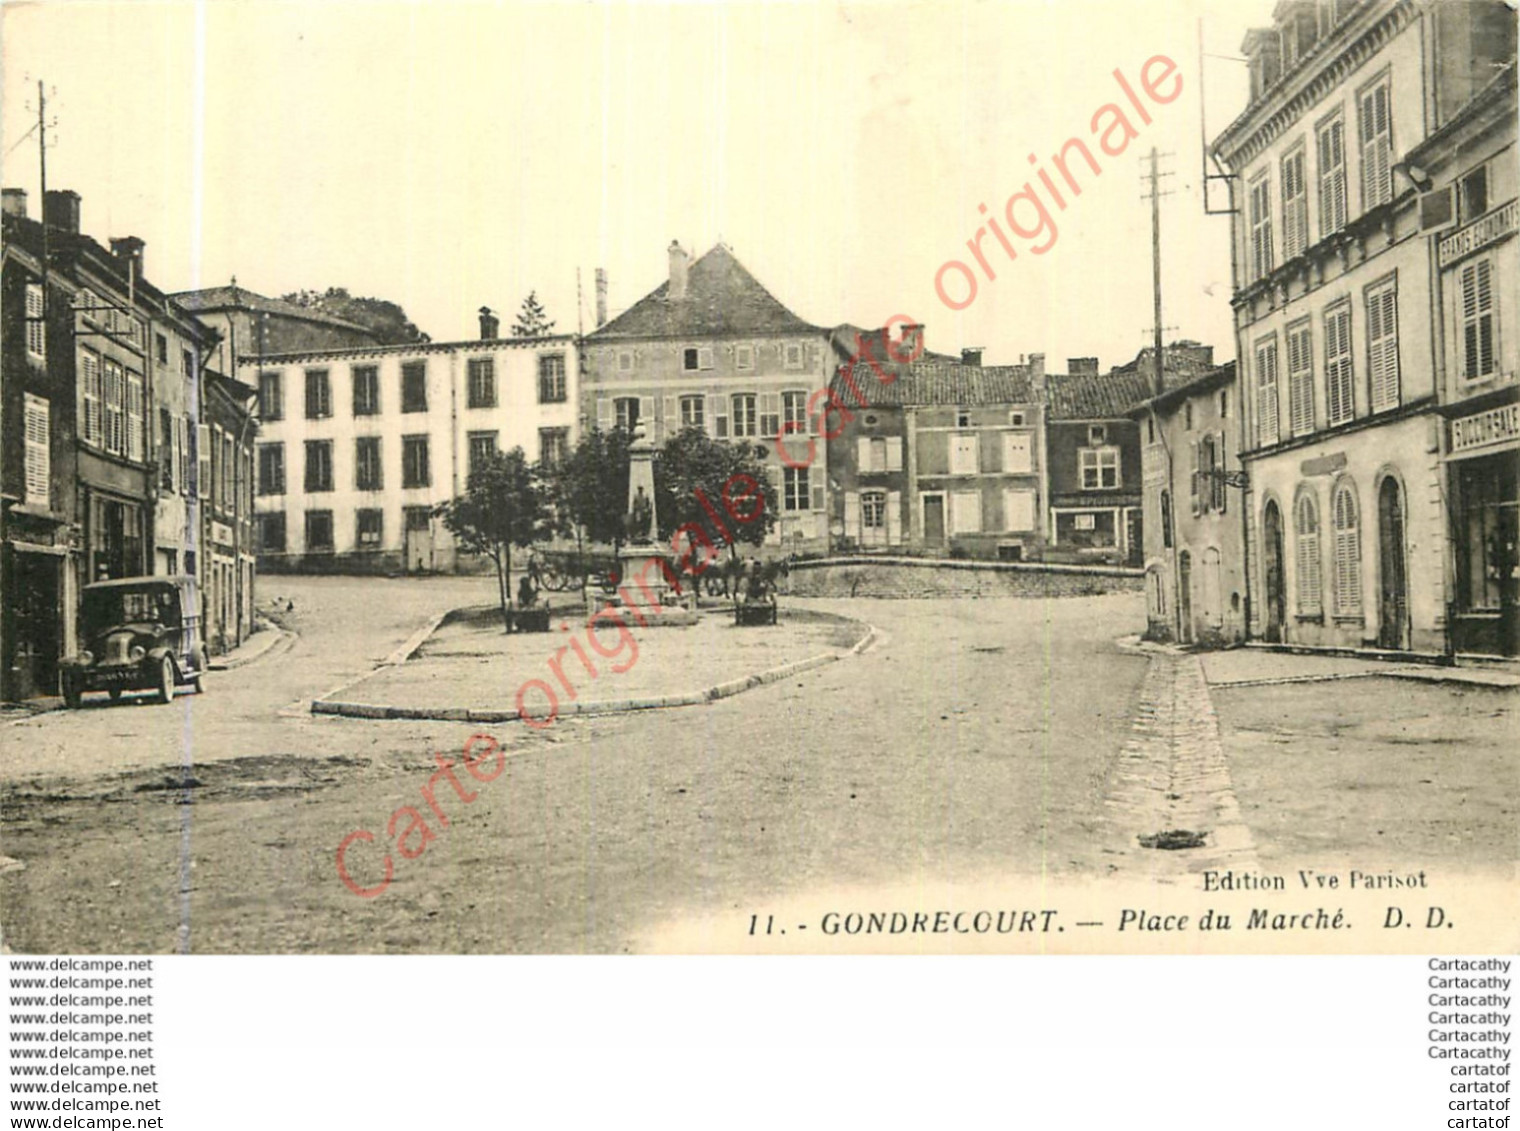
[1377,476,1408,650]
[1178,549,1193,645]
[922,494,945,547]
[1262,499,1285,643]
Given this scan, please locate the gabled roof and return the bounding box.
[590,244,822,340]
[1127,361,1238,416]
[172,285,378,337]
[2,212,213,341]
[831,359,1035,409]
[1043,371,1154,421]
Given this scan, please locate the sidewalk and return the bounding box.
[1199,646,1520,690]
[313,605,872,721]
[209,625,293,671]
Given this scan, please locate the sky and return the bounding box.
[1,0,1254,370]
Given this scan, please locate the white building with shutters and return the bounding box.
[581,242,834,554]
[1209,0,1516,654]
[240,316,579,573]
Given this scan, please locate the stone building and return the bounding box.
[1129,362,1246,645]
[582,243,835,554]
[1211,0,1517,653]
[174,284,382,376]
[243,311,578,573]
[826,339,1046,560]
[1,186,243,699]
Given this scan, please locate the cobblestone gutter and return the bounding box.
[1102,647,1260,882]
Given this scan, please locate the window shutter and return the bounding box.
[885,435,903,472]
[810,483,824,512]
[856,436,872,470]
[596,397,613,431]
[885,490,902,544]
[759,392,781,439]
[198,424,211,498]
[126,375,144,462]
[25,284,45,358]
[1368,285,1399,412]
[844,491,861,539]
[1189,439,1200,516]
[1215,432,1228,514]
[23,394,49,506]
[709,394,727,438]
[638,396,654,434]
[663,395,679,434]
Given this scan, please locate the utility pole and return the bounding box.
[37,81,50,309]
[1148,146,1165,397]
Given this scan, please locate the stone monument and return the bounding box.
[608,422,697,622]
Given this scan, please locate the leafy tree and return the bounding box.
[545,428,630,600]
[655,428,777,572]
[280,286,429,344]
[510,291,557,338]
[435,448,552,630]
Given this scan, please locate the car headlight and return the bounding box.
[130,646,146,663]
[78,651,93,667]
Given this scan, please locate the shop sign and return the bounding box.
[1439,200,1518,268]
[1451,403,1520,456]
[211,521,234,546]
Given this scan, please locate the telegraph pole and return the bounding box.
[1148,147,1165,397]
[37,82,50,305]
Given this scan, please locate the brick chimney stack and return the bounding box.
[595,268,608,328]
[2,188,27,219]
[1067,357,1100,375]
[961,347,983,367]
[478,306,499,340]
[900,323,924,358]
[43,189,80,234]
[668,241,689,302]
[110,236,145,279]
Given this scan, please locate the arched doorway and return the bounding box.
[1178,550,1193,644]
[1262,499,1286,643]
[1378,476,1409,650]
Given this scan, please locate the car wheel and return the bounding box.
[190,672,204,694]
[155,656,176,704]
[62,674,82,710]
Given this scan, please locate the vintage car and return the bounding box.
[59,576,208,708]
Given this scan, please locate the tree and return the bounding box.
[510,291,557,338]
[548,427,630,547]
[655,428,777,573]
[435,448,552,630]
[280,287,429,344]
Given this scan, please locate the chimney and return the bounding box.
[1067,357,1100,375]
[2,188,27,219]
[1028,353,1046,381]
[43,189,80,235]
[899,323,924,358]
[960,347,983,367]
[110,236,145,279]
[478,306,499,340]
[668,241,689,301]
[595,268,608,328]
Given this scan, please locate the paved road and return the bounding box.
[0,577,1511,954]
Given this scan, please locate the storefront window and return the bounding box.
[1457,458,1518,613]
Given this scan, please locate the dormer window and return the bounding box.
[1243,28,1282,101]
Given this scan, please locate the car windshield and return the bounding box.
[83,587,180,629]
